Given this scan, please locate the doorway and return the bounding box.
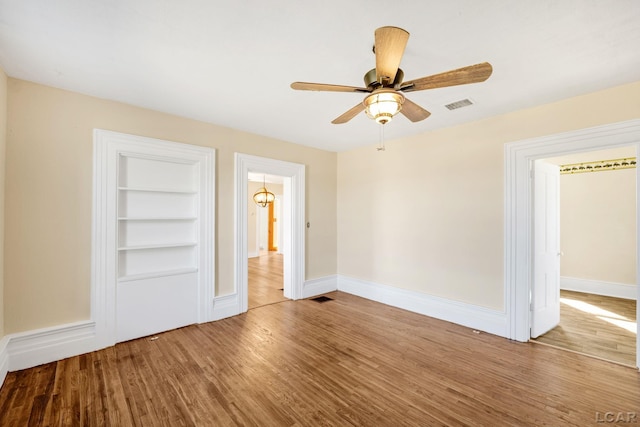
[531,148,637,366]
[248,174,286,309]
[234,153,306,314]
[504,119,640,368]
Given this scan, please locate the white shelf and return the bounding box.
[118,186,197,194]
[118,242,197,251]
[118,217,197,221]
[118,267,198,282]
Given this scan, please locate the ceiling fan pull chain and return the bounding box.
[377,123,386,151]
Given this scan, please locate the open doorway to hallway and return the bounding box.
[531,146,637,366]
[248,173,287,309]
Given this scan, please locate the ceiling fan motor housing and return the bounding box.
[364,68,405,88]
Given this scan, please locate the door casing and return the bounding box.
[504,119,640,368]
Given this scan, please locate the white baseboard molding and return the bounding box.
[0,336,9,389]
[561,277,637,300]
[0,320,103,392]
[7,321,100,372]
[248,251,259,259]
[337,275,508,338]
[303,275,338,299]
[211,293,241,321]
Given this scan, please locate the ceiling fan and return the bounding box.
[291,26,493,125]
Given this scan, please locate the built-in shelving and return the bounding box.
[95,130,214,344]
[116,154,200,281]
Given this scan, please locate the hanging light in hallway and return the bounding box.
[253,176,275,207]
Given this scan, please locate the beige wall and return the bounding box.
[0,68,7,338]
[5,79,337,334]
[560,168,636,285]
[247,181,283,255]
[337,81,640,311]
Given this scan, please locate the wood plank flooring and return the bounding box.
[248,251,286,310]
[1,291,639,426]
[533,290,637,366]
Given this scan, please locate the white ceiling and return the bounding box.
[1,1,639,152]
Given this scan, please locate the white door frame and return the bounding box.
[92,129,215,348]
[504,119,640,367]
[234,153,305,312]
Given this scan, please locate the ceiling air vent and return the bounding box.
[445,99,474,110]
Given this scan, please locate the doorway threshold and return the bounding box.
[529,339,637,370]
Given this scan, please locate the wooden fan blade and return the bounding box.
[291,82,370,93]
[400,62,493,92]
[375,26,409,85]
[400,97,431,122]
[331,103,365,124]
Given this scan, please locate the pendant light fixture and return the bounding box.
[253,176,275,207]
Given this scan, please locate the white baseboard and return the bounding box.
[211,293,240,321]
[0,320,102,391]
[337,275,508,338]
[0,321,103,387]
[248,251,259,259]
[7,321,100,372]
[0,336,9,388]
[303,275,338,299]
[561,277,637,300]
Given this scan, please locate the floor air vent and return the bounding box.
[310,296,333,303]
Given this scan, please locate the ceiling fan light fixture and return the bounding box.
[364,90,405,125]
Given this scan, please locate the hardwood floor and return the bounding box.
[248,251,286,310]
[1,291,639,426]
[533,290,637,366]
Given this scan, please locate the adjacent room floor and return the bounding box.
[532,290,637,366]
[248,251,286,309]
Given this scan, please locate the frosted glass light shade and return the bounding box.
[364,90,404,124]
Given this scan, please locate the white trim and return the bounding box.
[92,129,215,347]
[338,275,508,337]
[6,321,97,372]
[504,119,640,367]
[212,293,241,321]
[561,277,637,300]
[303,275,338,299]
[0,336,9,388]
[234,153,305,313]
[248,251,260,259]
